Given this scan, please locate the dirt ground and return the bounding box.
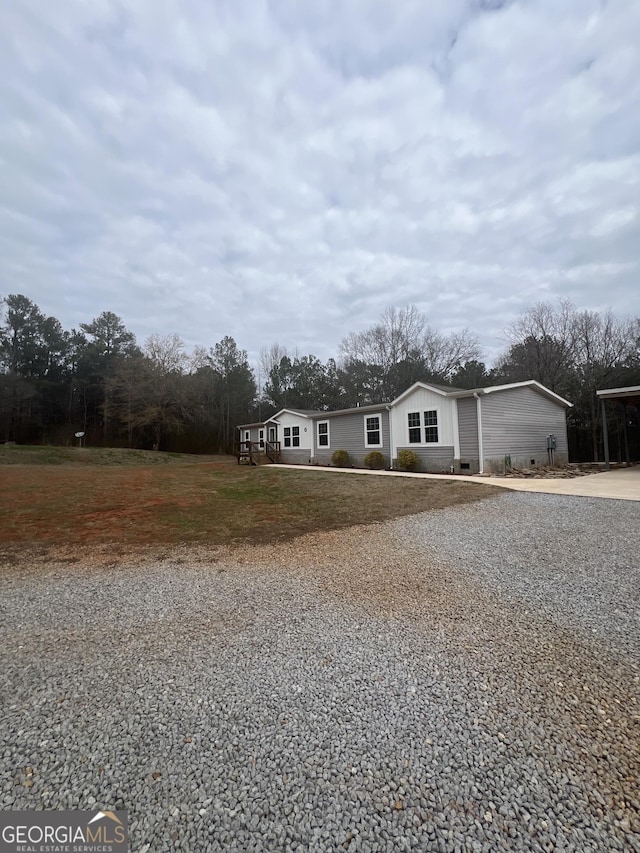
[0,452,498,565]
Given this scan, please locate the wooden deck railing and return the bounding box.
[235,440,281,466]
[265,440,281,464]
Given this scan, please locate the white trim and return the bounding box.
[407,409,422,445]
[364,413,383,448]
[452,400,460,460]
[283,425,302,448]
[317,420,330,450]
[480,381,573,408]
[405,407,442,446]
[475,393,484,475]
[391,381,451,406]
[272,408,314,420]
[596,385,640,398]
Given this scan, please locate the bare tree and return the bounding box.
[144,333,188,374]
[259,343,289,379]
[108,352,189,451]
[422,328,483,380]
[497,299,639,461]
[573,309,637,459]
[500,299,578,393]
[188,345,211,373]
[339,305,482,399]
[340,306,426,373]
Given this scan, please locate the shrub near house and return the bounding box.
[331,449,351,468]
[364,451,385,470]
[238,380,572,474]
[396,449,419,471]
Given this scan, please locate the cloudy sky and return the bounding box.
[1,0,639,367]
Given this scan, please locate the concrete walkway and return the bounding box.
[271,464,640,502]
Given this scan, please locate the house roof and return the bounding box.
[237,408,324,429]
[427,381,466,393]
[475,380,572,408]
[238,379,572,430]
[270,408,324,419]
[310,403,388,419]
[391,381,461,405]
[391,379,572,408]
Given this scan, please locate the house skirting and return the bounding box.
[393,446,455,474]
[483,450,569,473]
[313,451,391,468]
[280,449,313,465]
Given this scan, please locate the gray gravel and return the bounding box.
[1,492,638,852]
[397,492,640,662]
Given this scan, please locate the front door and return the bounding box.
[268,426,276,443]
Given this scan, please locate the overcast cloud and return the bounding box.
[1,0,639,365]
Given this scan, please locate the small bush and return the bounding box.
[364,450,385,470]
[396,449,419,471]
[331,449,351,468]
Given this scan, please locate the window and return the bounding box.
[365,415,382,447]
[259,429,264,448]
[317,421,329,447]
[284,426,300,447]
[424,410,438,443]
[408,412,421,443]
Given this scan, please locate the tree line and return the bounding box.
[1,295,638,460]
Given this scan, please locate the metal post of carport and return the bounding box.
[597,385,640,469]
[601,398,610,470]
[621,402,631,466]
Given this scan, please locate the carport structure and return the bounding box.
[596,385,640,469]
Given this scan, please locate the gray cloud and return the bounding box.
[1,0,638,366]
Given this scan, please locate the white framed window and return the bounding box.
[424,410,438,443]
[317,421,330,448]
[284,427,291,448]
[292,426,300,447]
[244,430,250,443]
[407,412,421,443]
[259,429,264,448]
[364,414,382,447]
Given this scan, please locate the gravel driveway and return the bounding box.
[1,492,638,852]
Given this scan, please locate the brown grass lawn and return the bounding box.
[0,447,498,555]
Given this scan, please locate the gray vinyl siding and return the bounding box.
[395,446,455,473]
[239,426,263,445]
[481,387,569,471]
[314,410,391,468]
[457,397,479,457]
